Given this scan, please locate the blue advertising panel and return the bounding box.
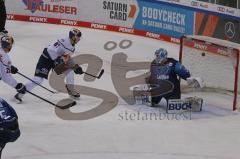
[134,1,195,38]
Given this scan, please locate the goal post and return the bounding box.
[179,35,240,111]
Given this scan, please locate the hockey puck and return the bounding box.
[201,52,206,56]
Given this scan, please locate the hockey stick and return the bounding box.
[54,62,104,79]
[84,69,104,79]
[16,72,57,94]
[0,62,57,94]
[26,90,76,109]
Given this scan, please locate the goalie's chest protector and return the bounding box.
[150,59,178,84]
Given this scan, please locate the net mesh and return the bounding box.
[180,36,240,110]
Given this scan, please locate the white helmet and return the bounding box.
[155,48,168,63]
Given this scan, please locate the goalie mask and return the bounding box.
[155,48,168,64]
[1,35,14,52]
[69,28,82,45]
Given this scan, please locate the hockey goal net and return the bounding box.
[179,36,240,111]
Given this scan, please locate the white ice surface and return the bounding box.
[0,21,240,159]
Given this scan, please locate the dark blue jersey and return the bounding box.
[150,58,190,88]
[0,98,20,144]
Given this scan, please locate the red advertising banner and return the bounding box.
[7,14,180,44]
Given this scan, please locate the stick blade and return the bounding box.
[97,69,104,79]
[56,99,77,109]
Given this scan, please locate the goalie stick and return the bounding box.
[26,90,76,109]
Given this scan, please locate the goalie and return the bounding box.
[146,48,203,107]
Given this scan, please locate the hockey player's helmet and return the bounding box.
[155,48,168,63]
[69,28,81,44]
[1,35,14,52]
[0,98,20,143]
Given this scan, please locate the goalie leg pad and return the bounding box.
[167,97,203,113]
[184,96,203,112]
[132,85,153,106]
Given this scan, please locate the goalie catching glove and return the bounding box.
[186,77,204,89]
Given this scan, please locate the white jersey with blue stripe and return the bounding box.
[47,37,75,60]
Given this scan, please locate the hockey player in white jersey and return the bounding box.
[0,35,27,95]
[15,28,83,102]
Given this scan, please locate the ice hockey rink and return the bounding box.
[1,21,240,159]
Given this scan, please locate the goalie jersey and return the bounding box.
[149,58,190,94]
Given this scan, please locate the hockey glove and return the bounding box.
[186,77,204,89]
[10,65,18,74]
[15,83,26,94]
[54,57,64,67]
[73,64,83,75]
